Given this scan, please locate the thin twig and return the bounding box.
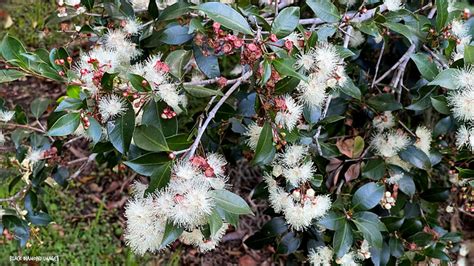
[372,41,385,89]
[423,45,449,69]
[186,71,253,159]
[5,123,46,134]
[300,4,387,25]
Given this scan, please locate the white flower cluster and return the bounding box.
[243,122,263,150]
[296,43,347,111]
[384,0,404,11]
[450,20,472,62]
[308,246,333,265]
[265,145,331,231]
[449,67,474,153]
[371,129,410,158]
[125,153,229,255]
[0,109,15,147]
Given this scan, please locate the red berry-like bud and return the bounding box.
[217,77,227,88]
[54,59,61,65]
[205,167,215,177]
[269,34,278,42]
[141,80,148,87]
[284,40,293,51]
[168,153,176,159]
[58,71,65,76]
[67,57,73,64]
[59,59,65,65]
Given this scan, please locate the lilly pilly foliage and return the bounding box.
[0,0,473,264]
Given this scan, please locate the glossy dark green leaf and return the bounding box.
[367,93,403,112]
[389,237,404,258]
[128,73,151,92]
[277,231,302,254]
[30,98,50,119]
[193,45,220,78]
[317,211,344,230]
[81,0,94,10]
[133,125,169,152]
[430,95,450,114]
[352,182,384,211]
[339,79,361,100]
[165,50,192,79]
[381,216,405,232]
[464,45,474,65]
[333,219,353,258]
[0,69,25,83]
[0,35,28,68]
[245,217,288,249]
[273,58,308,82]
[436,0,448,31]
[428,68,457,89]
[410,53,439,81]
[183,85,223,98]
[420,187,450,202]
[210,189,253,215]
[145,162,172,194]
[142,100,178,137]
[197,2,253,35]
[306,0,341,23]
[208,209,224,238]
[166,134,192,151]
[158,1,190,21]
[362,159,386,180]
[48,113,80,136]
[399,145,431,170]
[107,101,135,154]
[272,7,300,38]
[398,175,416,197]
[160,25,193,45]
[123,153,170,176]
[252,122,275,165]
[86,117,102,145]
[160,220,183,249]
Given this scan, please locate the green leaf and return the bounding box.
[158,1,190,21]
[352,182,384,211]
[101,72,118,91]
[464,45,474,65]
[147,0,159,19]
[48,113,80,136]
[420,187,450,202]
[160,25,193,45]
[124,153,170,176]
[252,122,275,165]
[183,85,223,98]
[165,50,192,79]
[160,220,183,249]
[208,209,224,237]
[399,145,431,170]
[133,125,169,152]
[272,7,300,38]
[30,98,50,119]
[128,73,151,92]
[81,0,94,10]
[210,189,253,215]
[339,79,361,100]
[0,35,28,68]
[197,2,253,35]
[142,100,177,137]
[410,53,439,81]
[193,45,220,78]
[353,211,387,231]
[428,68,457,89]
[277,231,302,254]
[383,22,421,44]
[333,219,353,258]
[430,95,450,114]
[86,117,102,145]
[436,0,448,31]
[273,58,308,82]
[389,237,404,257]
[353,136,365,158]
[166,134,192,151]
[0,69,25,83]
[306,0,341,23]
[367,93,403,112]
[398,176,416,197]
[381,216,405,232]
[146,162,172,194]
[362,159,386,181]
[353,215,384,249]
[107,101,135,154]
[245,217,288,249]
[317,211,344,230]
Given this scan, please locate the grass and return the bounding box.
[0,182,155,265]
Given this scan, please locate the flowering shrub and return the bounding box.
[1,0,474,264]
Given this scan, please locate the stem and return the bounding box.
[186,71,252,159]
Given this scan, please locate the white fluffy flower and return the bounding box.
[336,251,359,266]
[283,195,331,231]
[451,20,469,38]
[298,74,328,109]
[309,246,333,266]
[169,187,214,228]
[65,0,81,6]
[25,149,43,164]
[280,144,307,166]
[296,51,316,71]
[384,0,403,11]
[313,43,341,78]
[373,111,395,131]
[124,196,165,255]
[174,161,199,180]
[282,162,315,187]
[371,130,410,157]
[180,223,229,253]
[207,153,227,178]
[284,32,303,48]
[414,126,432,155]
[456,125,474,152]
[0,110,15,122]
[98,94,127,122]
[123,18,141,35]
[243,122,263,150]
[387,173,403,185]
[349,30,365,48]
[449,89,474,122]
[156,83,187,113]
[338,0,357,7]
[358,240,371,260]
[268,187,290,213]
[275,95,303,130]
[131,0,150,10]
[454,67,474,90]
